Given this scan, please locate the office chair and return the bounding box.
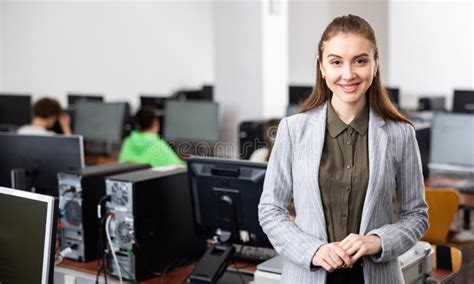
[431,244,462,273]
[422,187,460,244]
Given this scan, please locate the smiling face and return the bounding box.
[319,32,379,110]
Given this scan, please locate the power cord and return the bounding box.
[232,244,246,284]
[96,213,108,284]
[160,258,190,284]
[105,213,123,284]
[95,195,111,284]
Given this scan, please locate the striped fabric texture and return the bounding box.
[258,102,429,284]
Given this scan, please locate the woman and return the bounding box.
[258,15,428,284]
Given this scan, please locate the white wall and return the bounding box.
[288,0,389,85]
[214,0,263,153]
[262,0,288,118]
[1,1,214,109]
[388,0,473,109]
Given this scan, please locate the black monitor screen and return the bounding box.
[289,85,312,105]
[187,157,271,248]
[414,122,431,178]
[67,93,104,107]
[386,87,400,105]
[175,89,213,101]
[140,95,169,110]
[0,187,58,284]
[164,100,219,143]
[0,94,32,127]
[452,90,474,113]
[74,101,126,144]
[0,134,84,195]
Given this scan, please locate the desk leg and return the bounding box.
[463,209,471,230]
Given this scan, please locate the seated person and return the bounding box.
[250,118,281,162]
[17,97,72,136]
[119,107,184,167]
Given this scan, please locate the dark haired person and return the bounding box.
[250,118,281,162]
[17,97,72,135]
[119,107,184,167]
[258,15,428,283]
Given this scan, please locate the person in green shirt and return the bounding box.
[119,106,184,167]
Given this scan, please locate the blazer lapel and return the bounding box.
[360,109,387,234]
[307,103,328,240]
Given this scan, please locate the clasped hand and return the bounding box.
[311,233,381,272]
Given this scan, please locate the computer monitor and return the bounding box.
[67,93,104,107]
[452,89,474,113]
[73,101,126,144]
[164,100,219,143]
[187,157,270,282]
[0,187,59,284]
[289,85,312,105]
[202,85,214,101]
[0,133,84,196]
[429,113,474,175]
[386,87,400,106]
[174,89,213,101]
[188,157,270,247]
[140,95,169,110]
[414,122,431,179]
[417,97,446,111]
[0,93,32,130]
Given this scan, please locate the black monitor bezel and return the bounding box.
[187,157,271,248]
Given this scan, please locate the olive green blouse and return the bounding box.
[319,102,369,243]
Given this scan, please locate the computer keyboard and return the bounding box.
[234,245,279,262]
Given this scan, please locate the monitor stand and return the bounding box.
[11,168,32,191]
[188,243,236,284]
[11,168,58,196]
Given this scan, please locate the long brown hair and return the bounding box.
[300,14,411,125]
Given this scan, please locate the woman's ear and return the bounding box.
[318,56,326,79]
[373,59,379,78]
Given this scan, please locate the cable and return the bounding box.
[232,244,246,284]
[96,214,108,284]
[96,213,106,283]
[97,195,111,219]
[160,258,189,284]
[96,195,112,283]
[105,213,123,284]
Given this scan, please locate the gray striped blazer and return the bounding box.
[258,102,429,284]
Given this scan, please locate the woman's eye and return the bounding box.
[355,58,368,64]
[331,60,341,65]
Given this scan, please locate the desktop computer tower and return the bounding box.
[239,120,266,160]
[104,168,206,282]
[58,162,151,262]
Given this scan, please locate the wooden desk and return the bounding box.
[426,177,474,230]
[85,155,118,166]
[58,258,456,284]
[58,259,256,284]
[429,269,458,283]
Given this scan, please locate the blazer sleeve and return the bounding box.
[258,118,327,270]
[368,123,429,263]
